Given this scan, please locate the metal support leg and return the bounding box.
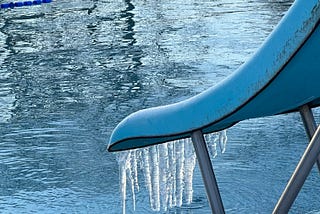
[299,104,320,172]
[191,130,225,214]
[273,125,320,213]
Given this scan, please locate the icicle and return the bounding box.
[120,165,127,214]
[142,148,154,209]
[150,146,160,211]
[118,150,138,213]
[175,140,185,207]
[219,130,227,153]
[158,143,169,211]
[118,152,129,214]
[206,134,218,158]
[131,150,140,192]
[167,142,177,208]
[127,151,136,210]
[184,139,196,204]
[117,130,228,213]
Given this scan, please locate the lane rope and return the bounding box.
[1,0,52,9]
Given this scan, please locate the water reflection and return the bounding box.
[0,67,15,123]
[0,16,15,123]
[0,2,121,212]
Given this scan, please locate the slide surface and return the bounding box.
[108,0,320,152]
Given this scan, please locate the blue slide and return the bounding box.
[108,0,320,152]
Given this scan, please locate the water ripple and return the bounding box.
[3,0,316,213]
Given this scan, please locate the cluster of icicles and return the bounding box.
[117,130,227,213]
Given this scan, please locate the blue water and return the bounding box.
[1,0,320,213]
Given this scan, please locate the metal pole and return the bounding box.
[273,125,320,213]
[299,104,320,172]
[191,130,225,214]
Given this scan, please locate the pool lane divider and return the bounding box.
[1,0,52,9]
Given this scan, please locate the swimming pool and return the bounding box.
[1,0,319,213]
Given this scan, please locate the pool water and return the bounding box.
[1,0,320,213]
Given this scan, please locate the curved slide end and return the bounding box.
[108,92,237,152]
[108,0,320,152]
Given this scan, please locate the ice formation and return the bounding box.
[117,130,227,213]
